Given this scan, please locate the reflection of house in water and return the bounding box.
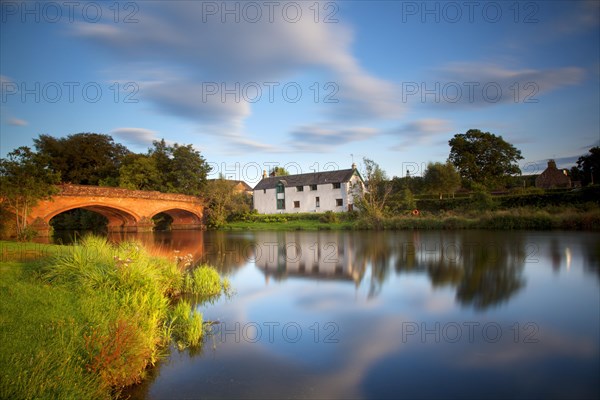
[254,232,365,284]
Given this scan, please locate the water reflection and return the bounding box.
[253,231,365,284]
[117,230,599,400]
[248,230,528,310]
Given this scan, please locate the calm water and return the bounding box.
[94,230,599,399]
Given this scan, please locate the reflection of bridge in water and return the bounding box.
[253,232,365,284]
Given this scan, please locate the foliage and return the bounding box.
[319,210,339,223]
[470,183,497,211]
[182,264,226,298]
[269,166,290,176]
[0,237,229,398]
[448,129,523,188]
[423,161,461,200]
[33,133,130,186]
[203,179,252,228]
[0,147,60,240]
[141,139,211,195]
[574,146,600,186]
[354,158,391,219]
[118,154,162,191]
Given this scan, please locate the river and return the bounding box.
[57,229,600,399]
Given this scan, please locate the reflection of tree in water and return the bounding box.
[455,232,525,310]
[393,231,526,310]
[581,238,600,280]
[352,231,395,298]
[200,231,254,275]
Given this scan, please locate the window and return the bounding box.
[332,182,341,189]
[294,201,300,208]
[296,186,303,192]
[276,182,284,193]
[263,189,266,194]
[310,184,317,191]
[277,199,285,209]
[336,198,343,206]
[315,197,320,207]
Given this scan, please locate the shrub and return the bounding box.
[319,211,339,223]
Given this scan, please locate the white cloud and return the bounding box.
[110,127,160,148]
[405,63,585,109]
[7,118,27,126]
[290,124,378,152]
[389,119,454,151]
[70,1,400,152]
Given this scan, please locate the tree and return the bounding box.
[448,129,523,188]
[354,158,391,218]
[203,178,251,228]
[269,166,289,176]
[146,140,211,195]
[423,162,461,200]
[34,133,130,185]
[0,147,60,240]
[575,146,600,186]
[118,154,162,191]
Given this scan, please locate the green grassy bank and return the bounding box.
[0,237,229,399]
[221,207,600,231]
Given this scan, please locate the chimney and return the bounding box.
[548,159,557,169]
[352,162,357,170]
[262,169,267,179]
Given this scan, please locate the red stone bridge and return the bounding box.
[29,185,205,236]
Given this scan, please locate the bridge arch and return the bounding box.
[150,207,204,230]
[45,203,141,233]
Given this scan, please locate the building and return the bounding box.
[535,160,571,189]
[207,179,253,195]
[253,164,364,214]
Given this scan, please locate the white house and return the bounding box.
[253,164,364,214]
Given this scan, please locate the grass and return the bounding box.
[0,236,229,399]
[220,207,600,231]
[223,219,354,231]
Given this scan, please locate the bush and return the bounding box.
[319,211,339,223]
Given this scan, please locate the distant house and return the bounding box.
[535,160,571,189]
[230,180,253,195]
[207,179,253,196]
[253,164,364,214]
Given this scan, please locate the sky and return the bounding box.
[1,0,599,186]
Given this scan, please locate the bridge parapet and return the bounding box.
[58,184,203,203]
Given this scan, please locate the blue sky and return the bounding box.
[1,0,599,185]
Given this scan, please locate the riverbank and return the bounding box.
[0,237,229,399]
[221,207,600,231]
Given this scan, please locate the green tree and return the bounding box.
[118,154,162,191]
[0,147,60,240]
[203,178,251,228]
[268,166,290,176]
[146,140,211,195]
[448,129,523,188]
[575,146,600,186]
[354,158,391,218]
[423,161,461,200]
[34,133,130,185]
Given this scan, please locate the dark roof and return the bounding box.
[535,160,571,189]
[253,169,359,190]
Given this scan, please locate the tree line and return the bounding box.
[1,130,598,238]
[356,129,599,220]
[0,133,247,238]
